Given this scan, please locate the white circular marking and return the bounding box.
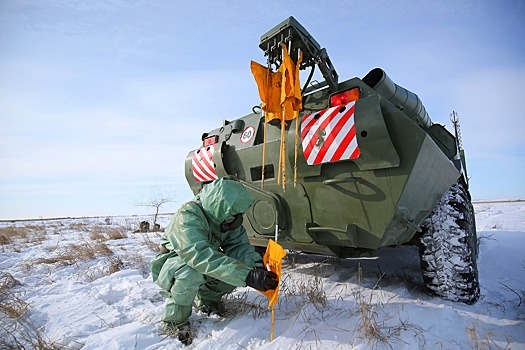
[240,126,255,143]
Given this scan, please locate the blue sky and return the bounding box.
[1,1,524,219]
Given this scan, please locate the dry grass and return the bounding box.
[24,241,114,271]
[0,226,29,243]
[0,272,66,349]
[107,228,127,240]
[141,233,161,253]
[0,218,435,348]
[0,220,136,348]
[223,290,269,319]
[280,272,327,311]
[69,241,113,258]
[84,256,124,282]
[0,226,47,246]
[89,227,106,241]
[67,222,88,231]
[0,320,65,350]
[126,252,150,277]
[352,265,393,349]
[0,272,28,319]
[277,260,426,348]
[351,265,425,349]
[89,226,128,241]
[222,267,329,321]
[467,324,513,350]
[0,231,10,245]
[108,256,124,274]
[10,221,130,281]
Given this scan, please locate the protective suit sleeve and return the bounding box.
[165,202,252,287]
[221,225,263,268]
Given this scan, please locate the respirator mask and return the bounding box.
[220,213,243,232]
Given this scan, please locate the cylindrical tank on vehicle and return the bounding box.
[363,68,432,130]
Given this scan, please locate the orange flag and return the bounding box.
[250,44,302,124]
[251,45,303,190]
[260,239,286,306]
[250,61,282,123]
[278,43,302,122]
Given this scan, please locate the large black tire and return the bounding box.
[419,181,480,304]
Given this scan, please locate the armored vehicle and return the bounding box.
[184,17,479,303]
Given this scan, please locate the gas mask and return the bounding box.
[220,213,243,232]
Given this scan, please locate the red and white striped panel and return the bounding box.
[192,145,218,182]
[301,102,360,165]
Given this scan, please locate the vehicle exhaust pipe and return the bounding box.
[363,68,432,130]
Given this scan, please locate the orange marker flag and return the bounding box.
[260,239,286,306]
[259,239,286,341]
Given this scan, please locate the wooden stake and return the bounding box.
[261,116,267,189]
[294,114,299,188]
[280,108,286,191]
[270,306,276,341]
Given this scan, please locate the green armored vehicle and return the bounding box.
[184,17,479,304]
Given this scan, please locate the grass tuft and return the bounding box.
[141,233,161,253]
[0,272,67,349]
[223,290,269,319]
[467,324,513,350]
[280,272,327,311]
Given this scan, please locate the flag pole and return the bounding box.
[269,210,279,342]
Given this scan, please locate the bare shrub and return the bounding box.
[135,188,174,229]
[141,233,160,253]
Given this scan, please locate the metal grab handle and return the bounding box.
[307,226,346,234]
[323,176,362,185]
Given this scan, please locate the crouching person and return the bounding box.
[150,177,278,345]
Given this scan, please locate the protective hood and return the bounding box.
[197,178,253,224]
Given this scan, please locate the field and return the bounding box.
[1,201,524,349]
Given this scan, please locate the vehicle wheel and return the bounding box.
[418,180,480,304]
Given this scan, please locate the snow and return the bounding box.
[1,202,524,349]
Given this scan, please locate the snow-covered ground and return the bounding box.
[1,201,523,349]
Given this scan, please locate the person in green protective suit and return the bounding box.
[150,177,278,345]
